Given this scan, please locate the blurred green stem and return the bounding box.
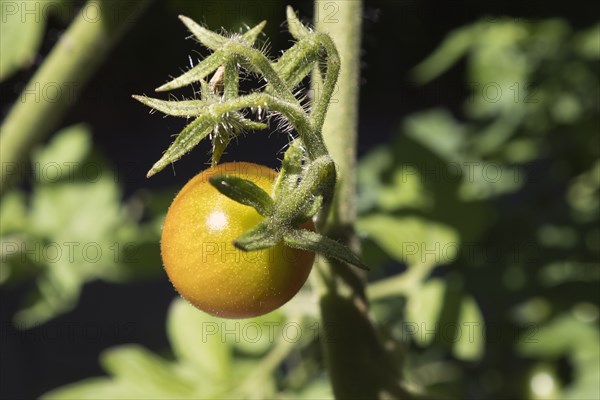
[312,1,413,398]
[0,0,150,195]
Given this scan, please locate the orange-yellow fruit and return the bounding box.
[161,162,315,318]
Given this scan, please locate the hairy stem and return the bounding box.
[309,33,341,133]
[312,1,412,399]
[0,0,150,195]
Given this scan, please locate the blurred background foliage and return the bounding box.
[0,0,598,399]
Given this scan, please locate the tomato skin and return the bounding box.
[161,162,315,318]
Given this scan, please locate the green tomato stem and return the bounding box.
[312,1,415,398]
[0,0,150,195]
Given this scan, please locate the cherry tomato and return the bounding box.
[161,162,315,318]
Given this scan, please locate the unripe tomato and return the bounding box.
[161,162,315,318]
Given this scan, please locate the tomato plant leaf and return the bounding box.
[209,175,274,216]
[100,344,195,395]
[0,0,45,81]
[357,214,458,267]
[453,294,485,361]
[167,299,232,382]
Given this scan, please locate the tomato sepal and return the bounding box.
[284,229,369,271]
[232,221,281,251]
[209,174,274,216]
[274,139,304,201]
[154,19,266,92]
[285,6,311,40]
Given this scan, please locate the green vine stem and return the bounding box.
[312,1,416,398]
[0,0,150,195]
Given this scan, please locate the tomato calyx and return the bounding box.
[209,142,368,271]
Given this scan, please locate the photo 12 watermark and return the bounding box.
[1,240,141,265]
[1,1,140,26]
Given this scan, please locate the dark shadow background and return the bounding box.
[0,0,597,398]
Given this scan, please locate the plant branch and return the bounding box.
[312,1,414,399]
[0,0,150,195]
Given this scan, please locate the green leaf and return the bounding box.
[209,175,274,216]
[13,173,128,327]
[410,23,480,84]
[453,295,485,361]
[100,345,195,395]
[378,167,432,212]
[29,179,120,242]
[575,23,600,59]
[284,229,368,270]
[167,298,232,382]
[227,312,285,356]
[518,313,600,400]
[0,0,46,81]
[8,128,161,326]
[356,147,394,212]
[0,190,27,235]
[147,116,214,177]
[31,124,92,183]
[404,109,466,162]
[41,377,140,400]
[405,278,445,346]
[14,260,83,328]
[357,214,459,267]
